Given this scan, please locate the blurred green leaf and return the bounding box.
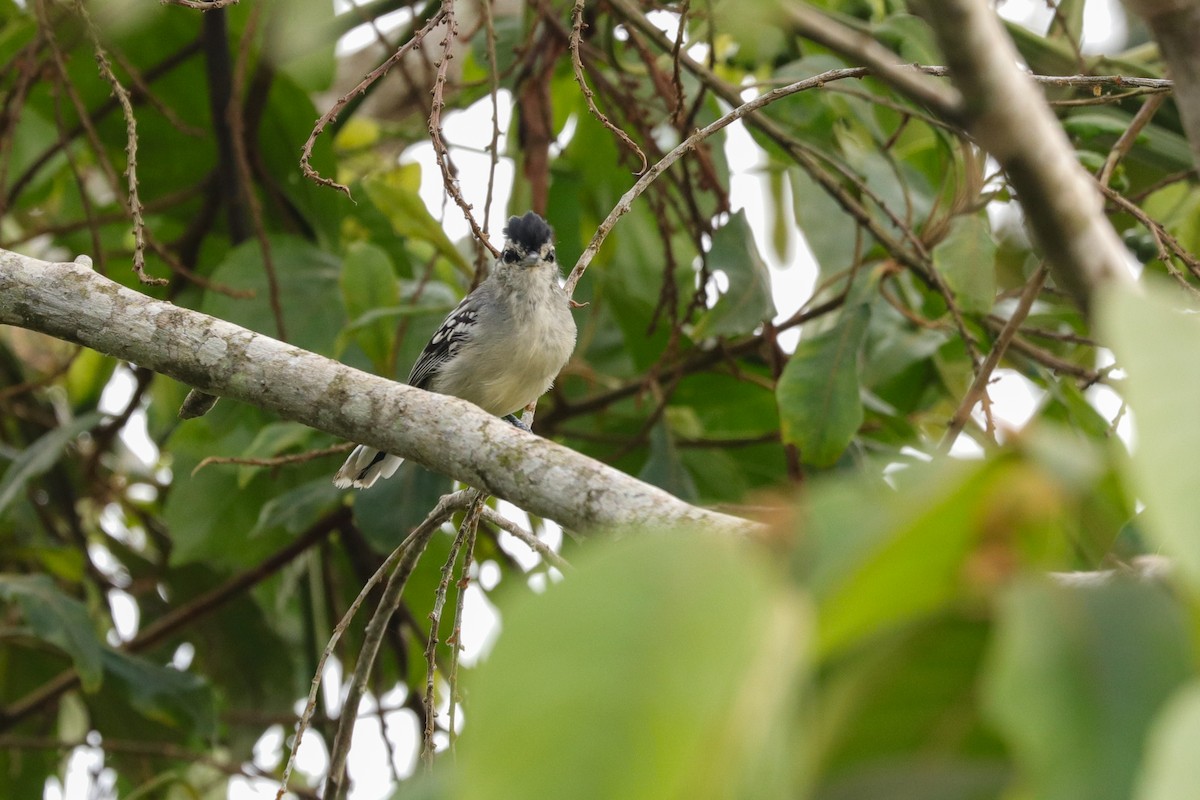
[932,216,996,314]
[0,411,103,517]
[637,421,699,502]
[983,579,1191,800]
[98,649,217,739]
[0,574,103,691]
[362,166,470,272]
[693,210,777,339]
[454,533,808,800]
[340,241,400,370]
[778,304,870,466]
[1100,281,1200,588]
[1136,682,1200,800]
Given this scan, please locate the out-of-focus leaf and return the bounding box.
[250,479,341,538]
[0,574,103,691]
[362,166,470,272]
[983,579,1191,800]
[637,422,699,502]
[97,649,217,739]
[1136,682,1200,800]
[233,422,317,488]
[454,533,808,800]
[340,241,400,370]
[202,236,345,357]
[800,456,1073,657]
[1100,282,1200,589]
[353,464,453,552]
[932,215,996,314]
[789,168,859,280]
[0,411,103,517]
[693,210,777,339]
[778,304,869,466]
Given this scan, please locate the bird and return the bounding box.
[333,211,577,489]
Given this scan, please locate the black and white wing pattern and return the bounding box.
[406,295,481,390]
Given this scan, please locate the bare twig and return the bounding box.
[76,1,164,286]
[941,263,1050,451]
[428,1,500,258]
[569,0,647,174]
[301,9,449,198]
[319,492,471,800]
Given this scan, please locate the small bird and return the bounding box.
[334,211,577,489]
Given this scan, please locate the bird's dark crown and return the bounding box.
[503,211,553,253]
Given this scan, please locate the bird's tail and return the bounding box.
[333,445,404,489]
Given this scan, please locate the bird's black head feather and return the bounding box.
[503,211,553,253]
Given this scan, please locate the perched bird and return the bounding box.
[334,211,576,489]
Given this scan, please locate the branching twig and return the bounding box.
[319,492,471,800]
[428,1,500,258]
[76,1,164,286]
[301,9,449,198]
[569,0,647,174]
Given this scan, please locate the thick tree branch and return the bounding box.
[790,2,1134,314]
[0,249,752,535]
[1124,0,1200,168]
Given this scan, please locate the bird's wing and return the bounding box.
[406,295,481,389]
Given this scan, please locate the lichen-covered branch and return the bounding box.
[0,249,752,536]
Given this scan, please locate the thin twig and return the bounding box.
[191,442,353,475]
[76,1,165,286]
[229,3,287,340]
[1099,93,1166,186]
[570,0,647,174]
[301,9,448,198]
[428,1,500,258]
[564,67,891,296]
[941,263,1051,452]
[318,491,472,800]
[423,490,486,765]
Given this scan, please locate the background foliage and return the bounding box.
[2,0,1200,797]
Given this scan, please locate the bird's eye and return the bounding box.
[546,249,556,262]
[503,249,520,264]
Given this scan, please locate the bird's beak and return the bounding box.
[522,253,541,267]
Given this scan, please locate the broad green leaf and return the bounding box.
[0,411,103,516]
[234,422,318,488]
[789,167,859,280]
[98,649,217,738]
[800,455,1078,657]
[249,479,341,538]
[983,579,1191,800]
[201,236,345,357]
[454,533,808,800]
[932,215,997,314]
[693,210,777,339]
[637,422,699,502]
[1099,282,1200,588]
[0,574,103,691]
[1136,682,1200,800]
[362,166,470,272]
[340,241,400,370]
[777,304,870,466]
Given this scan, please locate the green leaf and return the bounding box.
[340,241,400,370]
[777,304,870,466]
[932,215,996,314]
[693,210,777,338]
[454,533,808,800]
[361,166,470,272]
[0,411,103,517]
[637,422,699,502]
[201,236,345,357]
[982,579,1191,800]
[99,649,217,738]
[1099,282,1200,588]
[789,167,859,279]
[0,574,103,691]
[1136,682,1200,800]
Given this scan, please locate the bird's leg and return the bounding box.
[503,413,531,431]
